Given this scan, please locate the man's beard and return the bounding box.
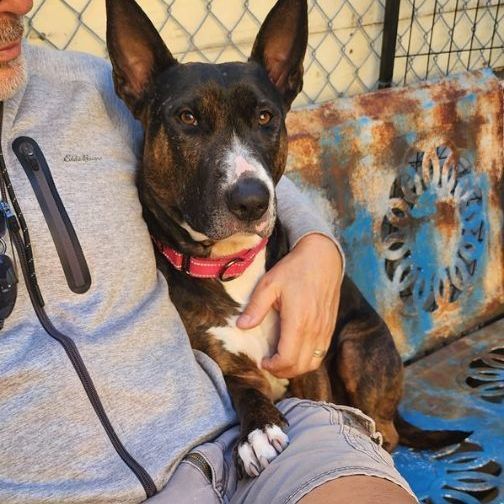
[0,16,26,101]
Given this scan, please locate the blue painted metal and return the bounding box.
[467,348,504,402]
[285,69,504,503]
[394,320,504,503]
[286,69,504,360]
[381,145,487,317]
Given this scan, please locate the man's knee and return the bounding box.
[299,475,417,504]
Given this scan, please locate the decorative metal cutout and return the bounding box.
[381,145,485,313]
[420,442,501,504]
[395,441,502,504]
[466,347,504,404]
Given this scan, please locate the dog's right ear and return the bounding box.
[250,0,308,109]
[106,0,177,119]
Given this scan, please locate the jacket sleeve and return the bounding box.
[276,176,346,272]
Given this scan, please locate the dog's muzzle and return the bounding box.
[225,178,270,222]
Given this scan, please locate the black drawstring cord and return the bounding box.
[0,102,44,306]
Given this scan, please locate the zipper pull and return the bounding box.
[18,141,40,171]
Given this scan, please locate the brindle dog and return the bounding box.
[106,0,469,478]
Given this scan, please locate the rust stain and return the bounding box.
[287,134,322,186]
[426,298,504,351]
[435,199,459,242]
[383,308,410,357]
[473,85,503,178]
[287,101,354,134]
[287,110,320,137]
[432,101,459,142]
[429,78,468,104]
[356,86,422,119]
[369,121,412,169]
[316,101,354,125]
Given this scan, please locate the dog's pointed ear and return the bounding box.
[250,0,308,109]
[106,0,177,118]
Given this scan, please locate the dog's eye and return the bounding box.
[258,110,273,126]
[179,110,198,126]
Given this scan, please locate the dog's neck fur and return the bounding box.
[141,190,211,258]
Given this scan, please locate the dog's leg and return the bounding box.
[289,367,332,402]
[225,371,289,478]
[329,277,470,452]
[334,322,403,452]
[193,334,289,477]
[327,276,404,452]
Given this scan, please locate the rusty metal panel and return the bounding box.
[286,69,504,360]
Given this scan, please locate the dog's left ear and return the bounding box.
[106,0,177,119]
[250,0,308,109]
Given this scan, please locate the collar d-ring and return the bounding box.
[219,257,246,282]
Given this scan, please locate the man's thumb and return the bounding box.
[236,281,277,329]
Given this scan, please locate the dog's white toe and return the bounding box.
[265,424,289,452]
[238,424,289,477]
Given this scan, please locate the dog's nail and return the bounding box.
[250,463,260,477]
[259,456,270,469]
[272,439,283,453]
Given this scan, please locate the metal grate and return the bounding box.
[394,0,504,86]
[22,0,504,105]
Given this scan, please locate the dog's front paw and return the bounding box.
[237,424,289,478]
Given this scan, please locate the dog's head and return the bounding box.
[106,0,307,246]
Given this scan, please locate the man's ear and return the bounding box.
[250,0,308,109]
[106,0,177,119]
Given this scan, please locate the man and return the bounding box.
[0,1,417,502]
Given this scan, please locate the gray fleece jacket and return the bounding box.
[0,44,336,503]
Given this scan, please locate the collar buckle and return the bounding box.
[219,257,246,282]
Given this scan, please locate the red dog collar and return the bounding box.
[154,237,268,281]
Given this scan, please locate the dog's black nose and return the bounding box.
[226,178,270,221]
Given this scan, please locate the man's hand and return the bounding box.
[236,234,344,379]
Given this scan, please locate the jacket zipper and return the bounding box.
[12,136,91,294]
[0,105,157,499]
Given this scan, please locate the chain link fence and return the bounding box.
[24,0,504,107]
[394,0,504,86]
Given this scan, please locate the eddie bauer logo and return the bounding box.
[64,154,102,163]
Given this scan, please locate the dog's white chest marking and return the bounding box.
[209,248,289,400]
